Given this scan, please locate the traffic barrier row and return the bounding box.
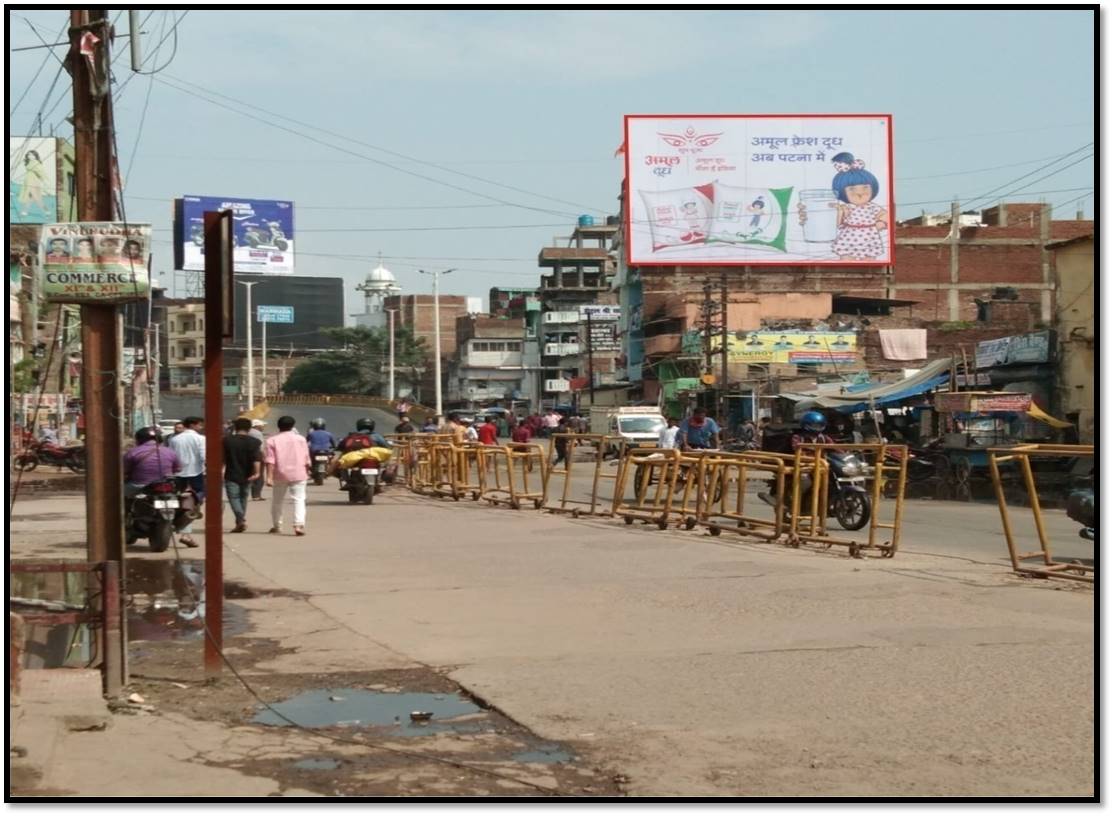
[396,435,911,559]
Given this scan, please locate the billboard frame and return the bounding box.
[623,113,895,268]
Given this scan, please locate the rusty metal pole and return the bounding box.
[71,8,126,695]
[101,560,122,695]
[203,211,232,676]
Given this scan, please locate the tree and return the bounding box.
[282,325,428,395]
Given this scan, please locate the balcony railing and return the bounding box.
[544,343,580,357]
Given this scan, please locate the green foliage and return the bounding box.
[11,358,38,394]
[282,325,428,395]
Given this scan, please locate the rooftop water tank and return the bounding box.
[577,214,595,228]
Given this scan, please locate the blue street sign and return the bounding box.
[257,305,294,324]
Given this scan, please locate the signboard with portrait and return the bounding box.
[175,195,295,274]
[624,115,894,266]
[39,222,151,303]
[684,330,858,364]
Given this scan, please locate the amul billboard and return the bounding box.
[174,195,295,274]
[9,137,58,224]
[624,115,894,266]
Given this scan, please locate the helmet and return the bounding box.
[356,417,376,433]
[135,426,160,445]
[801,410,827,433]
[310,417,326,430]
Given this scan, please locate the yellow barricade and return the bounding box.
[477,443,549,509]
[428,441,461,500]
[385,433,418,486]
[612,448,683,530]
[543,433,628,518]
[988,444,1094,583]
[406,434,451,492]
[787,443,908,558]
[697,451,790,541]
[454,443,485,501]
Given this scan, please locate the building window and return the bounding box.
[506,341,521,351]
[223,376,238,387]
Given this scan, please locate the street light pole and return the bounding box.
[236,281,258,409]
[419,268,455,416]
[386,308,397,402]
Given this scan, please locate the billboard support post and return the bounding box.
[236,281,258,409]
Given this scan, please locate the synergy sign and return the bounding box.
[39,222,151,303]
[175,195,295,274]
[624,115,894,266]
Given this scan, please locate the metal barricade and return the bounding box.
[407,434,451,492]
[697,451,790,541]
[478,443,549,509]
[787,443,908,558]
[455,443,485,501]
[428,440,462,500]
[988,444,1094,583]
[543,433,628,518]
[385,433,419,486]
[612,448,683,530]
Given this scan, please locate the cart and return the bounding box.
[932,392,1033,502]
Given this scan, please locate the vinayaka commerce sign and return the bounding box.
[39,222,151,303]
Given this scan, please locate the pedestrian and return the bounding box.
[223,417,263,533]
[463,417,479,443]
[249,419,267,500]
[552,417,571,467]
[477,415,499,445]
[422,415,440,434]
[510,421,533,445]
[447,414,466,444]
[658,416,680,450]
[395,414,415,435]
[164,421,185,446]
[264,415,311,536]
[167,416,206,548]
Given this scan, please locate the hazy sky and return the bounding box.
[8,8,1096,312]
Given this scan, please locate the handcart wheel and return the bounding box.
[624,516,634,525]
[708,526,721,537]
[684,517,697,530]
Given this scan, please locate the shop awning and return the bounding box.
[780,358,953,414]
[1026,403,1073,428]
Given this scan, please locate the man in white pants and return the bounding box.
[264,415,311,536]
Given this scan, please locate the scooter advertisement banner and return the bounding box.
[624,115,894,266]
[175,195,295,274]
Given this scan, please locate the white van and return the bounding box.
[589,407,667,451]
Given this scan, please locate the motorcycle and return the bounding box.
[339,459,380,505]
[126,479,197,553]
[15,440,86,473]
[759,449,872,531]
[1066,486,1095,542]
[311,449,334,486]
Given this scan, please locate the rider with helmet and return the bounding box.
[123,426,180,497]
[306,417,337,456]
[792,411,834,450]
[329,418,394,482]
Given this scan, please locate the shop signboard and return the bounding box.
[976,331,1052,368]
[625,114,893,266]
[39,222,151,303]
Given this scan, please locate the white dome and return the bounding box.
[366,263,396,284]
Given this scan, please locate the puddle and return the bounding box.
[291,758,341,771]
[512,745,574,764]
[126,559,249,642]
[253,688,484,735]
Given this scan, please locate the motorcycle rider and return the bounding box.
[677,406,721,451]
[760,410,833,510]
[306,418,337,456]
[328,418,393,481]
[124,427,180,498]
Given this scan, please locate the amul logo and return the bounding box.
[657,126,723,153]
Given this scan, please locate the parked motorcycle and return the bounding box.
[340,461,380,505]
[126,479,197,553]
[1066,486,1095,542]
[15,440,86,473]
[311,449,334,486]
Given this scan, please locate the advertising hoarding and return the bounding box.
[175,195,295,274]
[684,330,858,364]
[39,222,151,303]
[625,115,893,266]
[975,330,1052,368]
[231,275,342,349]
[9,137,58,224]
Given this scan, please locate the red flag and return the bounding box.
[613,141,626,158]
[79,31,100,73]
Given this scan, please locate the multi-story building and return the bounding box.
[385,293,481,401]
[164,299,206,393]
[446,314,529,410]
[1050,234,1095,442]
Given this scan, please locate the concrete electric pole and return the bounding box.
[420,268,455,416]
[236,280,258,409]
[386,307,397,402]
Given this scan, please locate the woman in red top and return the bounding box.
[477,416,499,445]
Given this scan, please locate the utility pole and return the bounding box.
[236,280,258,409]
[700,281,715,381]
[719,270,729,425]
[585,311,595,408]
[420,268,454,416]
[71,8,124,694]
[260,315,267,400]
[386,307,397,402]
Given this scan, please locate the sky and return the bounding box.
[8,8,1096,316]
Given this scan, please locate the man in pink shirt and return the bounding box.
[264,415,311,536]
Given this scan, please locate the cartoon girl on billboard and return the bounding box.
[828,152,887,260]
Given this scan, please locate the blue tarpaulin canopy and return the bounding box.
[779,358,953,415]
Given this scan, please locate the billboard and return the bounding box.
[175,195,294,274]
[231,275,342,349]
[624,115,893,266]
[9,137,57,224]
[39,222,151,303]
